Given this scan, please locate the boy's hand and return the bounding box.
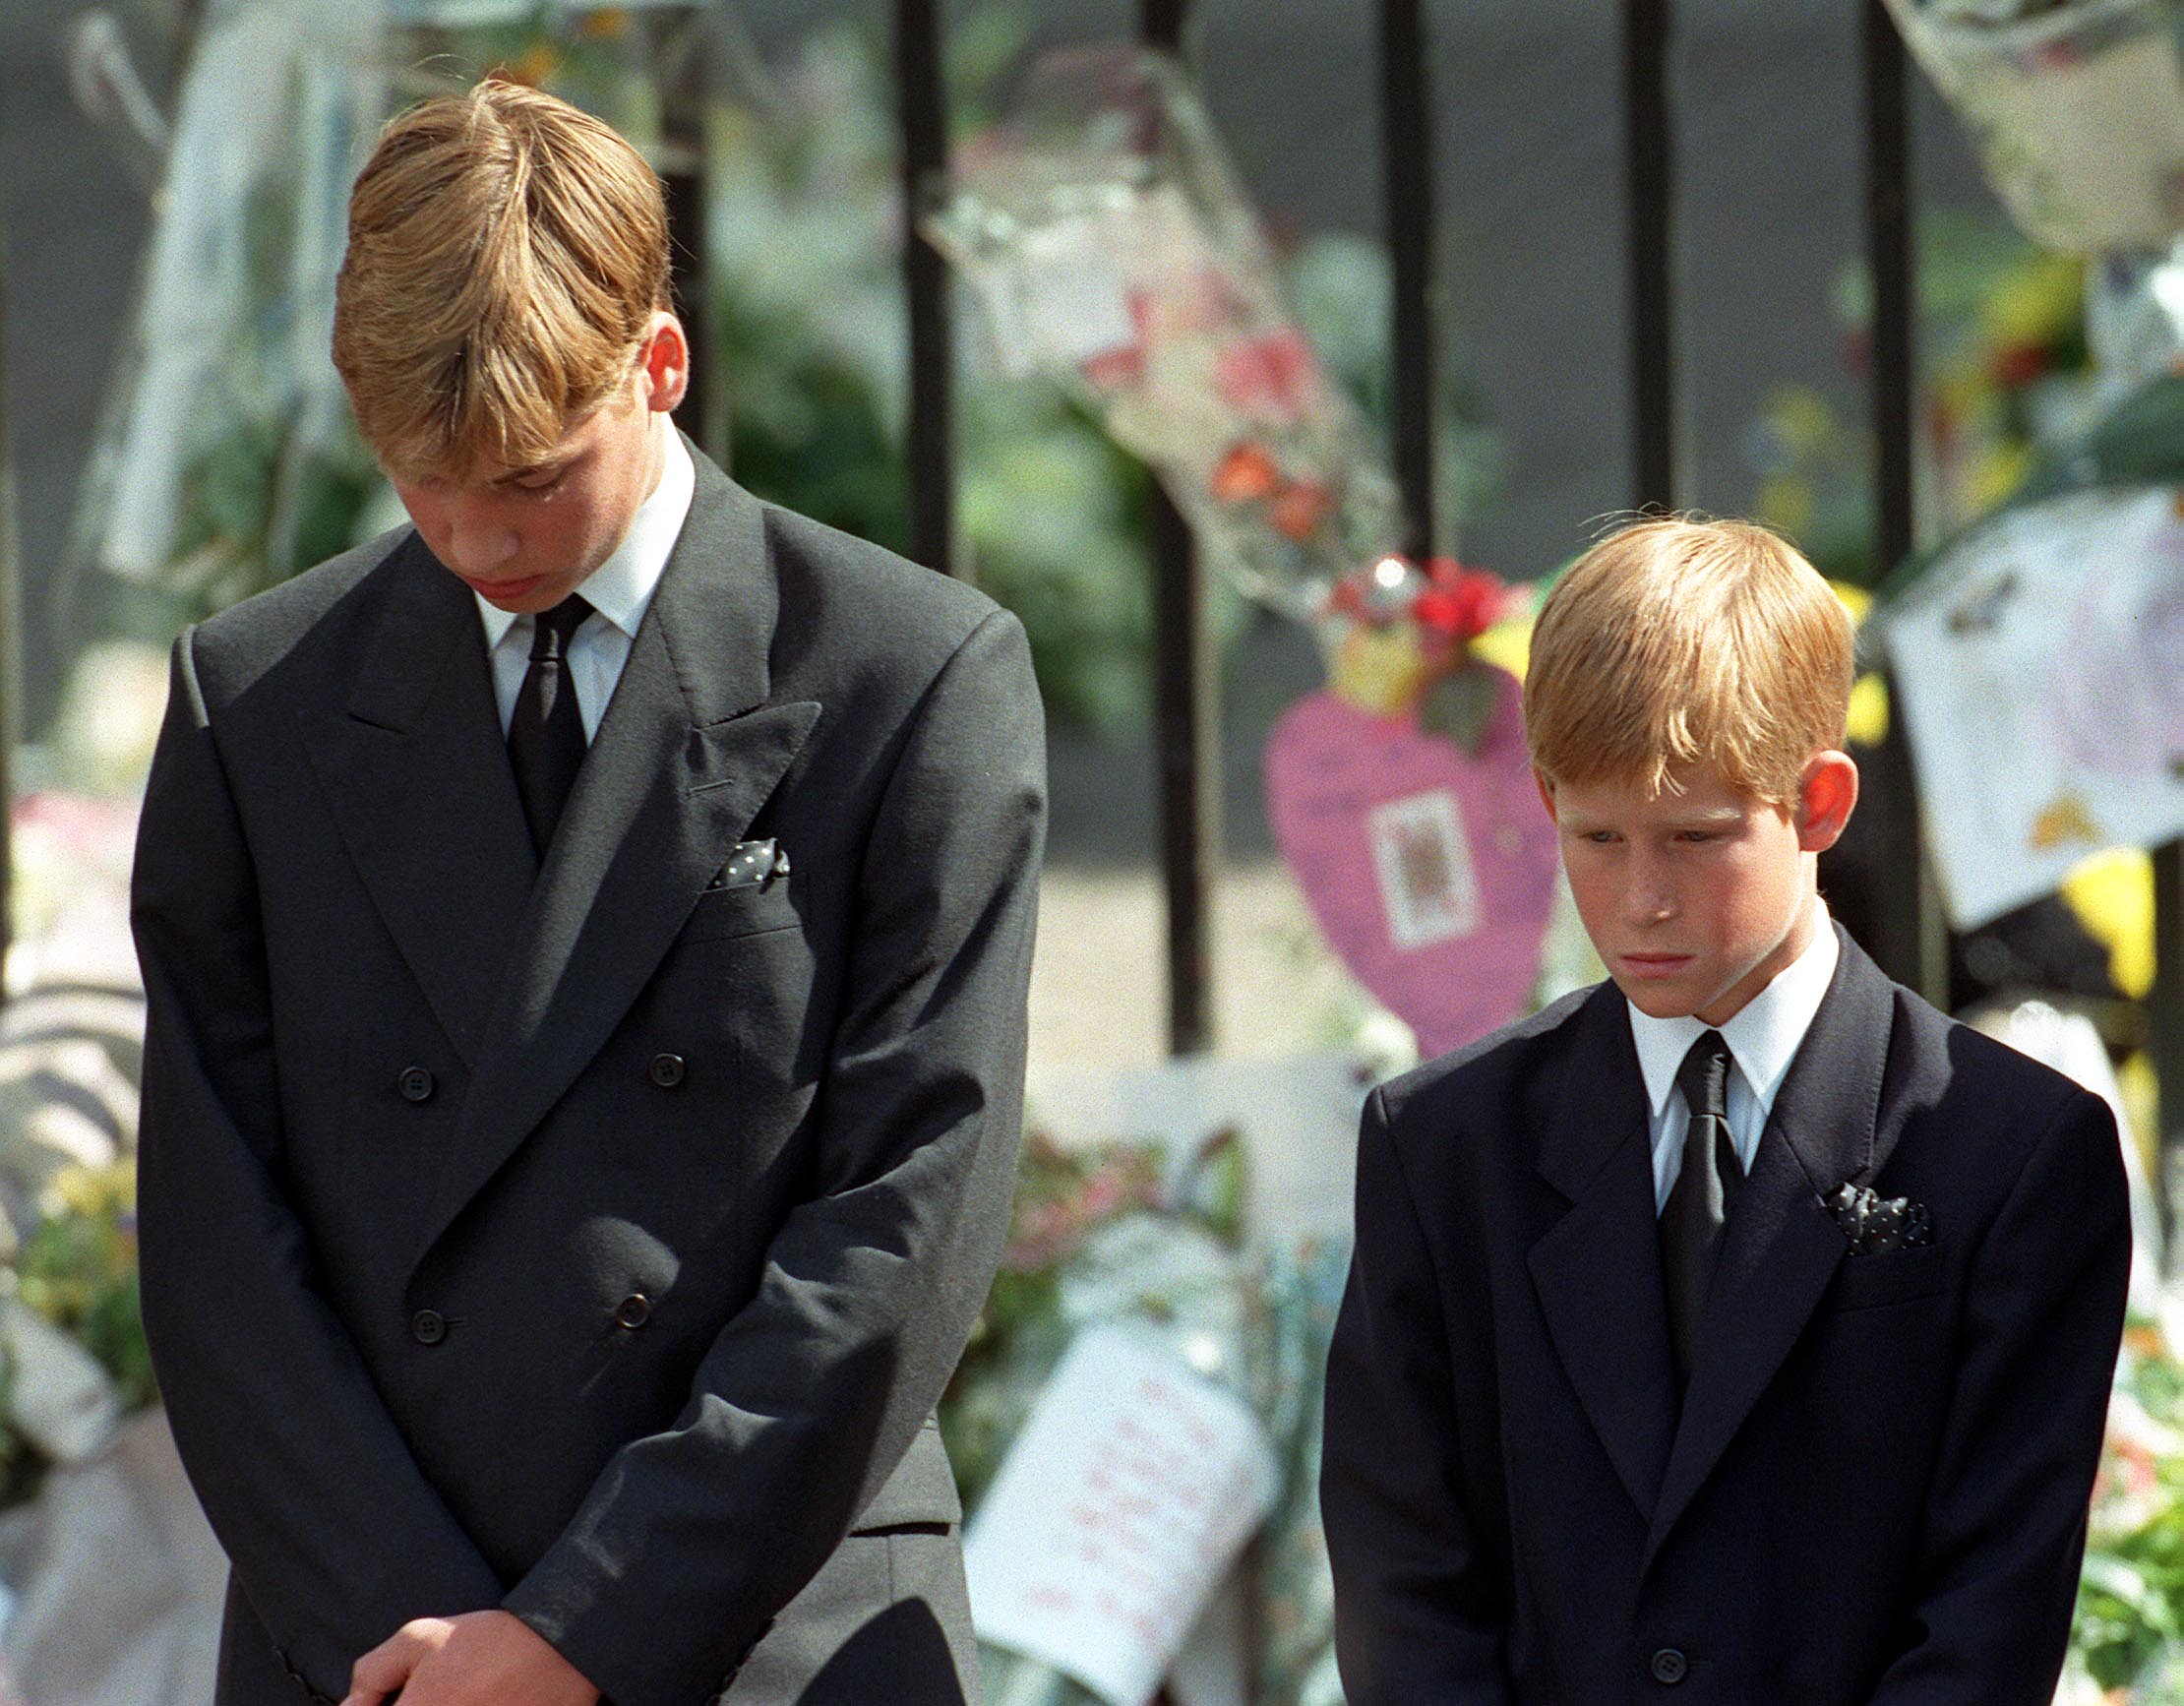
[341,1610,600,1706]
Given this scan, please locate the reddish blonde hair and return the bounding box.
[1523,517,1854,807]
[332,78,672,481]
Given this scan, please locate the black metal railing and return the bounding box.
[878,0,1956,1059]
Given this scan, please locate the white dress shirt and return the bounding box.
[475,424,697,741]
[1627,899,1840,1213]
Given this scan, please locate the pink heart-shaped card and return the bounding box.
[1263,666,1560,1059]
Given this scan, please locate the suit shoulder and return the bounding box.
[185,527,411,700]
[1894,987,2111,1139]
[760,504,1002,667]
[1375,984,1600,1132]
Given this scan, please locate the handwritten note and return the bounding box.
[965,1324,1280,1705]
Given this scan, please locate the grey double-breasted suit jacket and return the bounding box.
[131,444,1045,1705]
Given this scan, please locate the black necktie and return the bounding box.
[506,594,591,855]
[1662,1029,1742,1393]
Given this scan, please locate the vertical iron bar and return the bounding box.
[896,0,958,578]
[1857,0,1947,1004]
[1624,0,1673,511]
[1865,0,1914,586]
[2154,841,2184,1249]
[1381,0,1437,557]
[660,134,713,459]
[0,268,19,987]
[1142,0,1216,1060]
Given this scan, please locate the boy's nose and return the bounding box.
[446,512,519,576]
[1624,859,1676,924]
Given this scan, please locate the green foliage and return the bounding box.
[2073,1326,2184,1691]
[17,1162,154,1416]
[1747,210,2090,587]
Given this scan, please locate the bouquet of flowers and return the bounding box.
[928,45,1406,624]
[1883,0,2184,253]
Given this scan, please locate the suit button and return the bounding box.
[410,1310,448,1346]
[614,1294,651,1330]
[1651,1648,1688,1684]
[397,1066,435,1103]
[647,1053,687,1088]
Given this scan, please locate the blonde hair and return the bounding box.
[1523,517,1854,807]
[332,78,672,481]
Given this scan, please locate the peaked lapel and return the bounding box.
[1642,925,1897,1570]
[408,452,821,1276]
[1527,983,1680,1520]
[301,536,538,1067]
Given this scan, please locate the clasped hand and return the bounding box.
[341,1609,600,1706]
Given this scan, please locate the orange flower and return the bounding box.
[503,44,561,88]
[1268,477,1332,541]
[1210,442,1282,505]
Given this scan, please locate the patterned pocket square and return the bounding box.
[1824,1183,1934,1255]
[707,838,791,891]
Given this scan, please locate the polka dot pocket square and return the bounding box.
[706,838,791,892]
[1824,1183,1935,1256]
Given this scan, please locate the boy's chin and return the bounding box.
[1609,974,1705,1020]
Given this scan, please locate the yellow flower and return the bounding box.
[1965,441,2035,516]
[505,44,561,88]
[1470,615,1532,683]
[1845,673,1889,748]
[1976,253,2083,351]
[1829,580,1873,626]
[1757,474,1815,539]
[1330,625,1430,716]
[39,1158,134,1224]
[2061,846,2154,1001]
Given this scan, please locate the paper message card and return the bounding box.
[964,1323,1280,1706]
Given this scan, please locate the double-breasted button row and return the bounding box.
[1650,1647,1688,1685]
[403,1058,690,1097]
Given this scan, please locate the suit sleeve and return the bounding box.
[1320,1086,1515,1704]
[502,606,1046,1705]
[1868,1087,2130,1705]
[132,631,509,1699]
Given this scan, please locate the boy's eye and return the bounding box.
[516,472,565,494]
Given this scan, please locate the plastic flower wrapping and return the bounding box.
[1882,0,2184,253]
[941,1129,1349,1705]
[70,0,681,620]
[926,45,1406,625]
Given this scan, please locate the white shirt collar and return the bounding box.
[474,422,696,648]
[1627,898,1841,1122]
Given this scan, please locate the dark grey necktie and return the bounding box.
[506,594,591,855]
[1661,1029,1742,1393]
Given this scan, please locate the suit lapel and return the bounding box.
[1527,984,1680,1520]
[301,537,537,1067]
[1642,926,1896,1570]
[409,454,821,1274]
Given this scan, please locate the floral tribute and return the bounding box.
[928,44,1406,623]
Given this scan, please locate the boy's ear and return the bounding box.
[1794,751,1859,853]
[637,312,690,414]
[1534,768,1558,823]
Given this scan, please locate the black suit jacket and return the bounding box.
[1321,926,2130,1704]
[130,446,1046,1706]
